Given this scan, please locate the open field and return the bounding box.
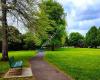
[0,51,36,73]
[45,48,100,80]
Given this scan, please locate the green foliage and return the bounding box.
[85,26,98,48]
[0,26,22,51]
[41,0,67,50]
[25,1,53,46]
[8,26,22,50]
[65,36,69,46]
[69,32,84,47]
[97,27,100,46]
[8,26,21,43]
[22,32,41,49]
[45,48,100,80]
[42,0,66,26]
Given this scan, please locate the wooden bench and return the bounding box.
[9,56,23,69]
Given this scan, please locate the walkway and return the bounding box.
[30,51,72,80]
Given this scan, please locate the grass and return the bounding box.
[45,48,100,80]
[0,50,36,73]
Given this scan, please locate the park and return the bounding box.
[0,0,100,80]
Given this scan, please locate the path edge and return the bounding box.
[43,58,74,80]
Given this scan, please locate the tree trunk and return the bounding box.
[1,0,8,61]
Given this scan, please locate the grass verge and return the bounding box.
[45,48,100,80]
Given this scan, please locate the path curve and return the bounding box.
[30,51,72,80]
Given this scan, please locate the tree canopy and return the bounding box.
[69,32,84,47]
[85,26,98,48]
[97,27,100,46]
[41,0,67,50]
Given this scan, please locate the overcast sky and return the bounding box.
[56,0,100,35]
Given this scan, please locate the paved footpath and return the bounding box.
[30,51,72,80]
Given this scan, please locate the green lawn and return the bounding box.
[45,48,100,80]
[0,51,36,73]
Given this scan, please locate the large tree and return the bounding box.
[41,0,67,50]
[69,32,84,47]
[0,0,50,60]
[85,26,98,48]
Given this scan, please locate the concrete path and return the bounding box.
[30,51,72,80]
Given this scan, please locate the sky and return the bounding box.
[56,0,100,35]
[6,0,100,35]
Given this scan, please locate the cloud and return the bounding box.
[56,0,100,35]
[76,0,100,21]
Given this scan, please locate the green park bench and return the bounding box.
[9,56,23,69]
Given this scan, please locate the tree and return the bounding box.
[85,26,98,48]
[65,36,69,46]
[1,0,8,60]
[0,0,50,60]
[97,27,100,46]
[22,32,41,50]
[0,26,22,50]
[41,0,67,50]
[8,26,22,50]
[0,26,2,51]
[69,32,84,47]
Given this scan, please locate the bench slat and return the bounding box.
[9,56,23,68]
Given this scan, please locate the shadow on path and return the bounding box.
[30,51,72,80]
